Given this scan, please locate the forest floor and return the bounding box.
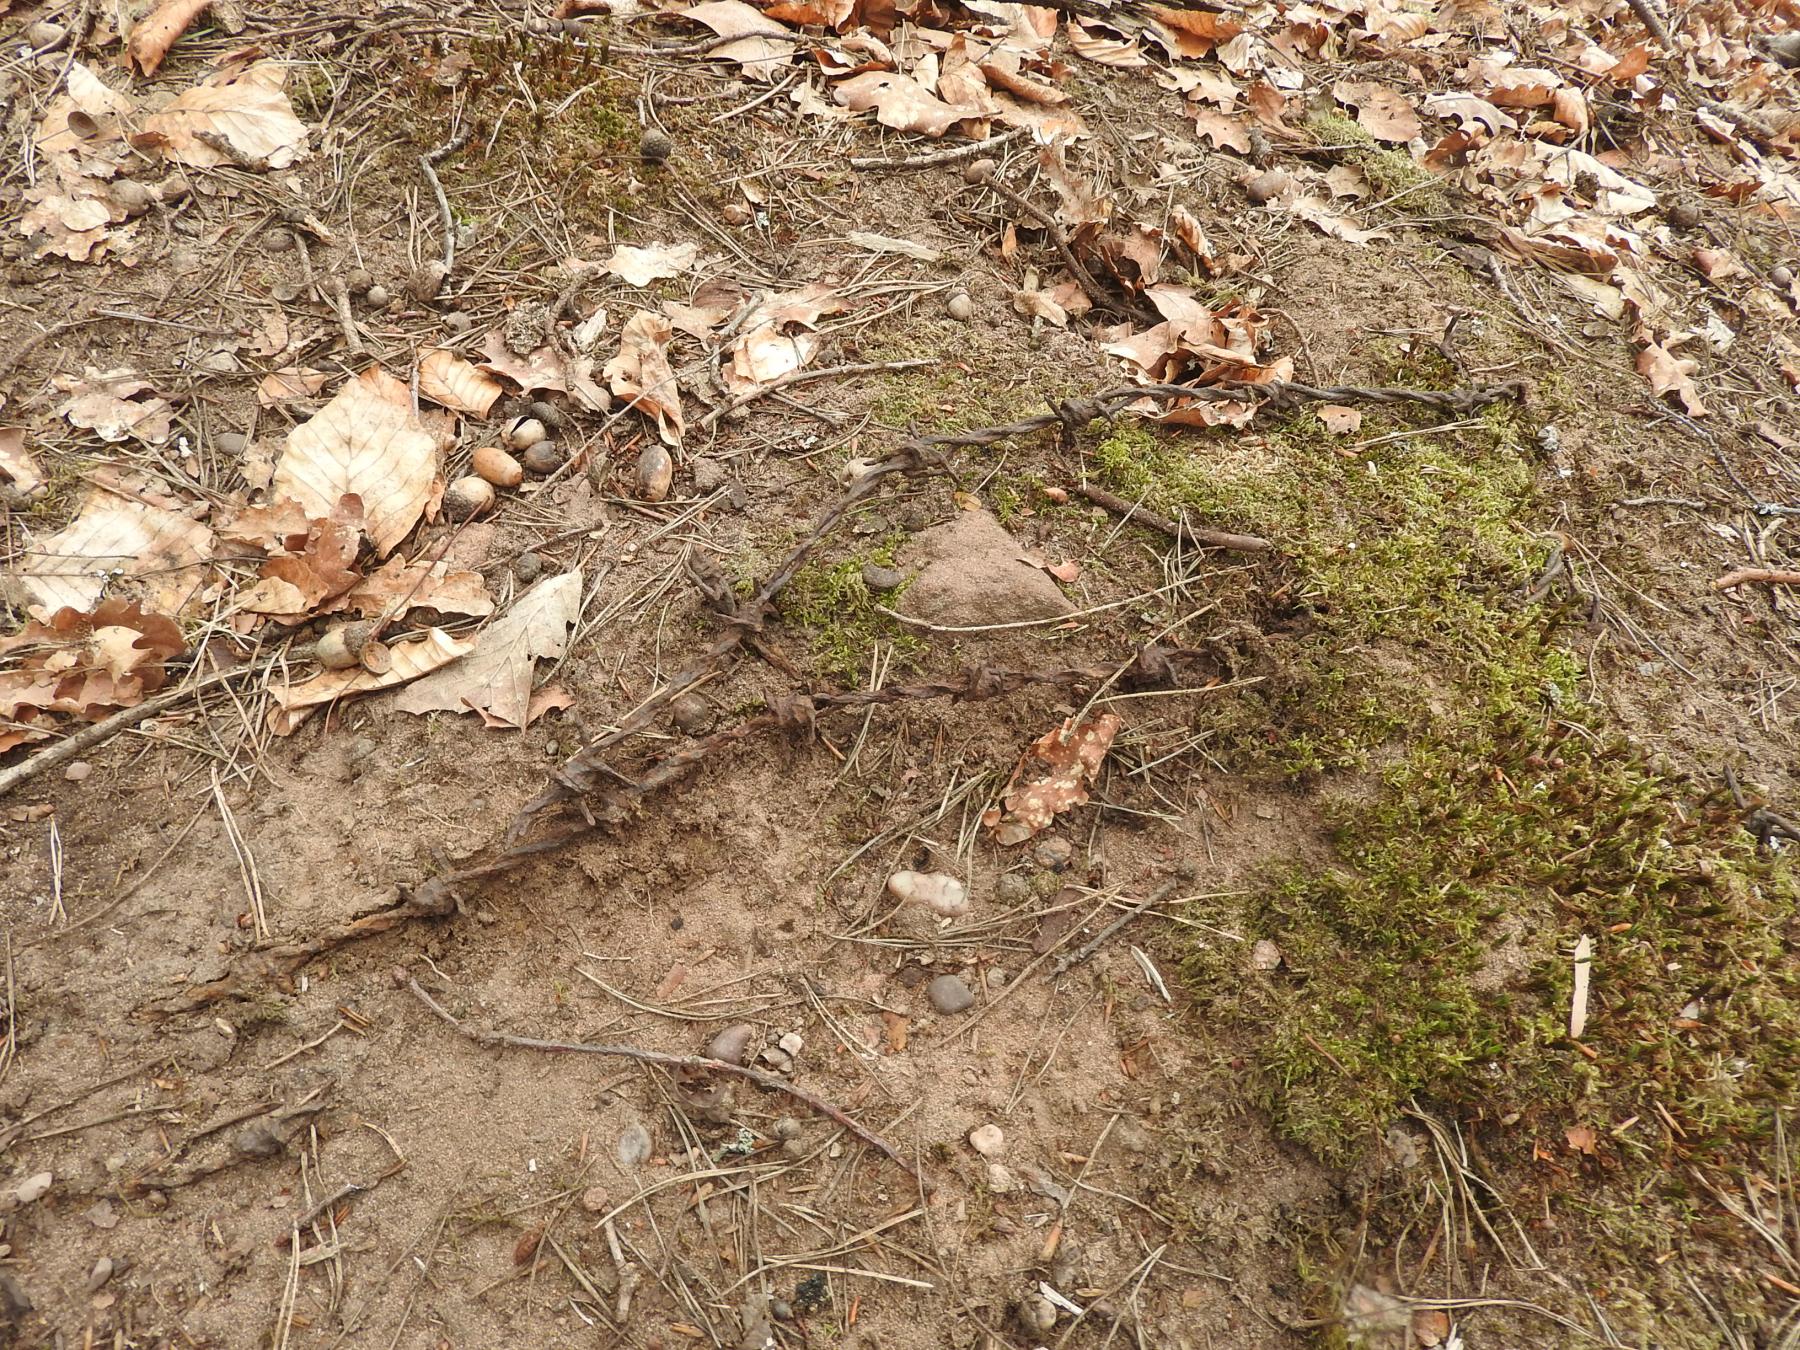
[2,0,1799,1346]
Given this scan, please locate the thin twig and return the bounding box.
[1052,880,1178,975]
[850,130,1024,172]
[1715,568,1800,591]
[1076,484,1272,552]
[419,128,470,279]
[406,978,930,1190]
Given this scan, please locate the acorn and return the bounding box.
[640,128,674,167]
[526,400,568,431]
[505,416,547,450]
[316,620,376,671]
[442,474,496,521]
[473,444,524,488]
[1244,169,1292,205]
[520,441,563,476]
[635,444,673,501]
[721,202,753,227]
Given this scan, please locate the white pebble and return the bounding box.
[887,870,968,918]
[968,1124,1005,1157]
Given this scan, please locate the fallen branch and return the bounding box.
[1625,0,1672,49]
[698,358,936,431]
[418,127,470,281]
[850,130,1023,172]
[407,978,931,1190]
[1077,484,1272,552]
[982,176,1158,326]
[1714,568,1800,591]
[0,664,265,801]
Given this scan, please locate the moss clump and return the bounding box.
[1097,404,1799,1179]
[779,538,923,684]
[1302,108,1451,215]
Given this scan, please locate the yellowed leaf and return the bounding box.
[680,0,795,80]
[418,347,502,416]
[56,368,171,444]
[1332,79,1422,142]
[337,555,494,620]
[273,366,437,556]
[1319,405,1362,434]
[127,0,213,76]
[0,428,47,502]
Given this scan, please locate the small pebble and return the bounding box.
[363,283,390,308]
[705,1023,755,1065]
[1244,169,1292,205]
[759,1047,794,1075]
[514,552,543,584]
[1665,200,1702,230]
[1774,264,1796,289]
[968,1123,1005,1157]
[580,1186,610,1214]
[520,441,564,476]
[861,562,905,592]
[86,1257,114,1294]
[773,1117,802,1141]
[442,310,474,335]
[263,228,295,253]
[232,1123,283,1159]
[946,291,973,321]
[995,873,1030,905]
[13,1173,52,1206]
[344,266,373,294]
[617,1122,653,1167]
[986,1161,1020,1193]
[63,761,91,782]
[778,1031,804,1056]
[1019,1292,1058,1335]
[1251,938,1283,971]
[692,457,727,492]
[640,127,675,166]
[670,691,714,735]
[926,974,975,1014]
[215,431,248,456]
[986,968,1009,990]
[1033,837,1073,871]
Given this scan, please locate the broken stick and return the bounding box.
[406,978,931,1191]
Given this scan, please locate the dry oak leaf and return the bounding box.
[394,569,583,728]
[12,484,212,618]
[338,555,494,620]
[722,284,847,395]
[1067,20,1147,68]
[1188,106,1251,152]
[992,711,1121,846]
[679,0,796,81]
[35,62,135,177]
[57,368,172,445]
[1286,194,1394,246]
[256,366,329,406]
[136,60,308,169]
[1319,404,1362,434]
[273,366,437,556]
[833,71,970,137]
[477,330,610,413]
[267,627,474,735]
[235,496,365,621]
[0,599,186,730]
[0,429,46,503]
[603,241,700,288]
[605,311,685,445]
[127,0,213,76]
[417,347,502,417]
[1637,343,1708,416]
[18,188,130,263]
[1331,79,1422,142]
